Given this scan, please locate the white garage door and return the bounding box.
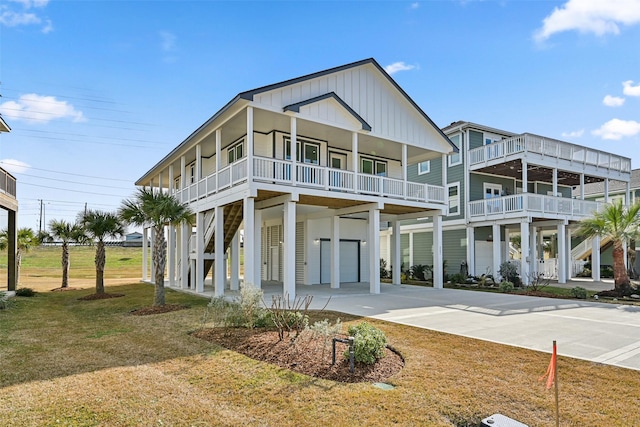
[319,240,360,283]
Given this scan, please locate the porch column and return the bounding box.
[246,106,254,179]
[368,206,381,294]
[291,116,297,186]
[214,205,225,296]
[408,232,414,269]
[142,227,149,281]
[623,239,628,269]
[592,236,601,281]
[580,173,585,199]
[626,182,631,206]
[195,211,205,293]
[180,156,186,191]
[168,226,176,287]
[392,220,401,285]
[243,197,256,288]
[557,222,566,284]
[552,168,558,196]
[604,178,610,202]
[520,222,530,285]
[401,144,407,184]
[432,214,443,289]
[254,207,263,289]
[466,226,475,276]
[168,164,176,287]
[7,210,16,292]
[442,154,447,187]
[492,223,501,280]
[530,226,538,277]
[504,227,511,260]
[522,160,528,193]
[215,128,221,191]
[566,227,573,278]
[283,199,296,299]
[352,132,358,183]
[230,232,240,291]
[331,215,340,289]
[180,222,189,289]
[195,144,202,197]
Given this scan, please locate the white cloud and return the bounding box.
[0,159,30,175]
[1,0,51,32]
[534,0,640,42]
[410,2,420,9]
[561,129,584,138]
[592,118,640,140]
[622,80,640,96]
[603,95,625,107]
[384,61,416,75]
[0,94,86,124]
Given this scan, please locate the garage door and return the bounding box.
[319,240,360,283]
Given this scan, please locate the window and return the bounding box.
[174,177,181,191]
[418,160,430,175]
[448,183,460,215]
[448,134,461,166]
[227,140,244,164]
[188,163,196,184]
[284,138,319,164]
[361,158,387,176]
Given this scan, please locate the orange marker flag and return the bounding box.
[540,340,557,390]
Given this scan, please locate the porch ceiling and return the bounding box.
[473,160,605,186]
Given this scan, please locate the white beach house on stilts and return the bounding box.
[134,58,456,299]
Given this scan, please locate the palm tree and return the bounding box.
[577,200,640,294]
[79,210,125,295]
[0,227,39,287]
[119,188,193,306]
[48,219,86,289]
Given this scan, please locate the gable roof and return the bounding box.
[136,58,456,185]
[0,115,10,133]
[283,92,372,131]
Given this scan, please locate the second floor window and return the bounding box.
[228,141,244,164]
[361,158,387,176]
[285,138,319,164]
[448,134,461,166]
[448,183,460,215]
[418,160,430,175]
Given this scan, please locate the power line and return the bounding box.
[0,161,134,182]
[19,181,132,198]
[11,172,133,190]
[18,128,171,145]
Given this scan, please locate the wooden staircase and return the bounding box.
[202,201,244,279]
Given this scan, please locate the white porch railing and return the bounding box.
[176,155,446,205]
[468,194,604,220]
[468,133,632,173]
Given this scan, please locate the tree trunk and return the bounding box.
[16,249,22,287]
[61,242,70,288]
[153,225,167,306]
[612,240,630,294]
[95,241,105,295]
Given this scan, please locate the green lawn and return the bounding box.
[1,282,639,426]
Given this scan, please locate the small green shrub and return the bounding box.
[409,264,429,281]
[346,322,387,365]
[570,286,588,299]
[15,287,36,297]
[499,262,519,284]
[449,273,467,284]
[499,281,514,293]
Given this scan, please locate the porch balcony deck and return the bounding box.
[175,155,446,205]
[0,167,16,198]
[468,193,605,222]
[468,133,631,176]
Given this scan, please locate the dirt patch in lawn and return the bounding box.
[130,304,190,316]
[50,287,82,292]
[78,293,125,301]
[193,327,404,383]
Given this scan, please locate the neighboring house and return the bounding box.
[574,168,640,275]
[380,121,632,284]
[0,114,18,292]
[134,59,456,298]
[123,232,144,247]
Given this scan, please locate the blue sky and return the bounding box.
[1,0,639,233]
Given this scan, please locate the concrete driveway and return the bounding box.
[259,282,640,371]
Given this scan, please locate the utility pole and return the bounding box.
[39,199,43,233]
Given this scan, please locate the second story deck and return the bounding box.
[0,167,17,211]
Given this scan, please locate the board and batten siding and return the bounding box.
[251,64,447,151]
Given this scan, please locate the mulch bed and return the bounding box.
[78,293,125,301]
[193,327,404,383]
[130,304,190,316]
